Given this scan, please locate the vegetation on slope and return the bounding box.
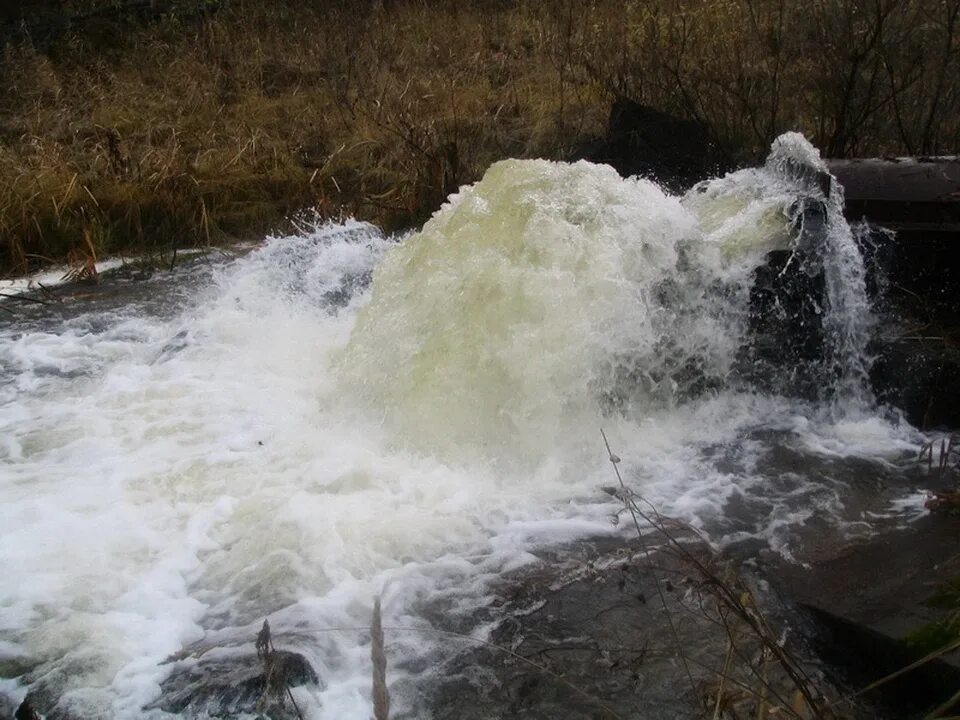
[1,0,957,274]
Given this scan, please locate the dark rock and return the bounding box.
[409,536,851,720]
[763,515,960,644]
[740,248,827,399]
[761,515,960,719]
[871,338,960,428]
[735,154,960,426]
[855,220,960,331]
[802,606,960,720]
[830,163,960,427]
[13,699,40,720]
[826,157,960,235]
[580,99,729,190]
[738,198,833,399]
[150,649,319,718]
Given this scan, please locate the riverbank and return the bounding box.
[2,0,958,275]
[0,1,607,275]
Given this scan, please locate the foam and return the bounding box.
[0,139,927,718]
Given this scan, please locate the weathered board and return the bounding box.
[829,158,960,428]
[827,157,960,233]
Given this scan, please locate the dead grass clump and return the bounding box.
[918,433,960,514]
[254,619,305,720]
[601,429,842,719]
[0,0,605,275]
[2,0,957,276]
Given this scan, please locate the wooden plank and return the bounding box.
[827,157,960,203]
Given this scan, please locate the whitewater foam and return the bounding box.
[336,154,820,466]
[0,136,925,718]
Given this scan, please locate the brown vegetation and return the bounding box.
[1,0,958,275]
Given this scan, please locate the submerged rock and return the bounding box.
[405,536,856,720]
[763,514,960,719]
[150,649,319,718]
[580,99,729,190]
[13,699,40,720]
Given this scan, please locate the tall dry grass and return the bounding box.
[1,0,957,275]
[0,1,606,274]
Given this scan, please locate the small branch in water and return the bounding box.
[0,291,55,306]
[254,618,305,720]
[371,597,390,720]
[600,427,699,699]
[256,618,271,659]
[34,282,62,303]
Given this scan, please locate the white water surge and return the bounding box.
[0,135,922,718]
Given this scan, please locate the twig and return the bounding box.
[600,429,819,717]
[250,623,625,719]
[601,427,700,700]
[713,627,736,720]
[0,291,54,306]
[255,618,305,720]
[371,597,390,720]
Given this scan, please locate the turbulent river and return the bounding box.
[0,134,929,718]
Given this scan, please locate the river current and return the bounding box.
[0,134,928,718]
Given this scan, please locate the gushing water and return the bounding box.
[0,135,920,718]
[337,146,826,464]
[764,133,876,407]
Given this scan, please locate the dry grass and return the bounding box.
[254,618,305,719]
[601,427,960,718]
[1,0,957,275]
[601,428,839,719]
[0,0,606,274]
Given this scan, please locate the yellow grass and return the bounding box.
[1,0,957,274]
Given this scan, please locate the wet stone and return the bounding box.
[149,649,319,719]
[13,699,40,720]
[400,538,855,720]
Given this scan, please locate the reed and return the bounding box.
[371,598,390,720]
[3,0,957,277]
[601,428,839,719]
[0,0,604,275]
[254,618,305,720]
